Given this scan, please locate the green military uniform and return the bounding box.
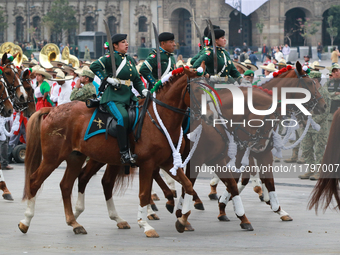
[325,78,340,134]
[90,51,145,127]
[190,46,209,66]
[139,47,176,89]
[300,84,331,179]
[70,82,96,102]
[192,46,241,83]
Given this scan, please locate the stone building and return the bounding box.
[0,0,339,52]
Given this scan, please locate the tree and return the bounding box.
[296,18,321,46]
[256,21,264,47]
[284,28,295,47]
[42,0,77,44]
[326,15,338,46]
[0,9,8,41]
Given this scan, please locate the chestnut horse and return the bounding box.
[308,108,340,212]
[19,67,210,237]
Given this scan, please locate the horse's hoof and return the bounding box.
[145,229,159,238]
[184,222,195,231]
[218,214,230,221]
[151,194,160,201]
[208,193,218,200]
[151,204,158,211]
[117,221,131,229]
[175,209,182,218]
[73,226,87,234]
[281,215,293,221]
[240,223,254,231]
[171,190,177,198]
[147,214,160,220]
[18,222,29,234]
[166,203,174,214]
[175,219,185,233]
[194,202,205,210]
[2,193,13,201]
[259,195,264,202]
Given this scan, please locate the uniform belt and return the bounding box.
[119,79,133,86]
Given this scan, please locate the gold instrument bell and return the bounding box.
[39,43,61,69]
[61,46,70,65]
[69,54,80,68]
[0,42,24,66]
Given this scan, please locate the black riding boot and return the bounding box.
[116,125,137,164]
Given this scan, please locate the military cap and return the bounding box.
[208,29,225,40]
[331,63,340,70]
[309,71,321,79]
[111,34,127,44]
[244,70,254,77]
[159,32,175,42]
[81,69,95,79]
[203,25,220,37]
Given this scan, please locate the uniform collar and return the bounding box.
[160,47,173,56]
[115,50,126,57]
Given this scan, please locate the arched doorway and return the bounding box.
[16,16,24,43]
[284,8,312,46]
[170,8,192,57]
[229,11,252,48]
[322,8,340,46]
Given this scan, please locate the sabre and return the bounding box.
[152,22,162,80]
[206,19,217,75]
[193,20,203,49]
[103,19,116,77]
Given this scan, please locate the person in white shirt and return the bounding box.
[259,63,278,78]
[274,47,283,61]
[282,44,290,62]
[64,65,80,89]
[48,69,73,106]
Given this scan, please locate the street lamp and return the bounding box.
[233,0,242,47]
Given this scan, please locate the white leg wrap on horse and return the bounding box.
[106,198,125,223]
[276,208,289,217]
[250,176,261,188]
[176,196,184,211]
[0,170,5,182]
[262,184,270,202]
[210,175,220,186]
[182,194,193,214]
[147,204,155,216]
[218,190,231,205]
[161,169,176,190]
[237,183,245,194]
[20,197,36,227]
[74,192,85,219]
[269,191,280,212]
[232,195,245,217]
[137,205,154,232]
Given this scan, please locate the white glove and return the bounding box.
[107,77,120,87]
[209,75,220,83]
[142,89,149,97]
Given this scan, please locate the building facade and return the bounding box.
[0,0,339,51]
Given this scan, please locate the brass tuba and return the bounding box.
[61,46,70,64]
[39,43,60,68]
[0,42,24,66]
[69,54,80,68]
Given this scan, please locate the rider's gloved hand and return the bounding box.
[142,89,149,97]
[107,77,120,88]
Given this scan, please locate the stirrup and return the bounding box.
[129,150,138,164]
[120,152,131,164]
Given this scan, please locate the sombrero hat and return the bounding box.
[49,68,73,81]
[22,59,39,68]
[50,60,67,68]
[34,67,52,79]
[82,61,92,66]
[260,63,278,72]
[310,61,325,70]
[74,67,83,75]
[276,59,287,67]
[63,64,76,73]
[242,59,258,71]
[233,61,248,72]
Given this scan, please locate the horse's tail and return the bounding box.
[112,166,137,195]
[308,109,340,212]
[23,108,51,200]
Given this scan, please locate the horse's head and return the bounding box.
[283,61,327,114]
[17,68,35,117]
[1,53,27,103]
[0,78,13,117]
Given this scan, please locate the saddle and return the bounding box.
[84,99,140,141]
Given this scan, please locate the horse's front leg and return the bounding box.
[0,170,13,201]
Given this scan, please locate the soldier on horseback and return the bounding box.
[90,33,148,164]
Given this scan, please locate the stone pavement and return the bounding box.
[0,151,339,255]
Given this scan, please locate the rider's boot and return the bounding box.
[116,125,137,164]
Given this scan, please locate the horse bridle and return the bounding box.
[1,63,24,103]
[15,68,34,112]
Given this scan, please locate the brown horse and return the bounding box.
[217,62,327,221]
[19,67,210,237]
[17,67,36,117]
[308,108,340,212]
